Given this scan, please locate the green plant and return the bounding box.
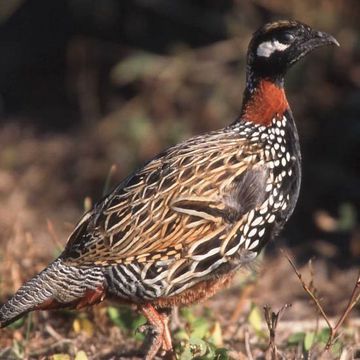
[175,307,228,359]
[107,306,147,341]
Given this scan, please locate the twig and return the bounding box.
[83,196,93,212]
[264,304,291,360]
[244,328,254,360]
[45,323,64,342]
[281,249,360,351]
[327,269,360,349]
[103,164,117,196]
[29,339,74,357]
[308,259,321,336]
[281,250,332,330]
[258,317,360,332]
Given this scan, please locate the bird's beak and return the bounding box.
[288,29,339,67]
[312,30,340,47]
[303,29,340,56]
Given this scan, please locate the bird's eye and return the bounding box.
[277,32,295,44]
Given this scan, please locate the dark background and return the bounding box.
[0,0,359,267]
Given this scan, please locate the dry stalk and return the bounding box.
[328,270,360,349]
[264,304,291,360]
[308,259,321,336]
[281,249,360,351]
[244,327,254,360]
[103,164,117,196]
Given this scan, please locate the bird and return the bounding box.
[0,20,338,359]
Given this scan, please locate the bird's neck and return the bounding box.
[240,73,289,126]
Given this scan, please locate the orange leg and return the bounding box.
[139,304,173,360]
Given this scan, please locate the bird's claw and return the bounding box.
[137,324,156,335]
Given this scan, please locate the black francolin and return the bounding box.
[0,20,338,359]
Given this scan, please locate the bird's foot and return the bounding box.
[139,304,173,360]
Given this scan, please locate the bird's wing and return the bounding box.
[61,131,268,266]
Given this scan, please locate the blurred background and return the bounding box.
[0,0,359,358]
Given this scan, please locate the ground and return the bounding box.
[0,124,359,359]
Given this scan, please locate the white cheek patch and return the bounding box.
[256,40,291,58]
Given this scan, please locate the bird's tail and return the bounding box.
[0,259,106,328]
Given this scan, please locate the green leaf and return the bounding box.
[175,329,190,341]
[315,328,331,343]
[181,307,197,324]
[287,332,305,345]
[7,317,25,329]
[131,314,147,331]
[107,306,124,328]
[304,332,315,351]
[107,306,146,332]
[330,340,343,357]
[190,317,210,339]
[179,343,193,360]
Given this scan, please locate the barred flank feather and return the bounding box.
[0,259,106,328]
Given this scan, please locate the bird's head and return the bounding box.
[246,20,339,88]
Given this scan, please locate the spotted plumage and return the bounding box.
[0,20,338,359]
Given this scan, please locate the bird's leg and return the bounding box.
[139,304,173,360]
[160,309,172,352]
